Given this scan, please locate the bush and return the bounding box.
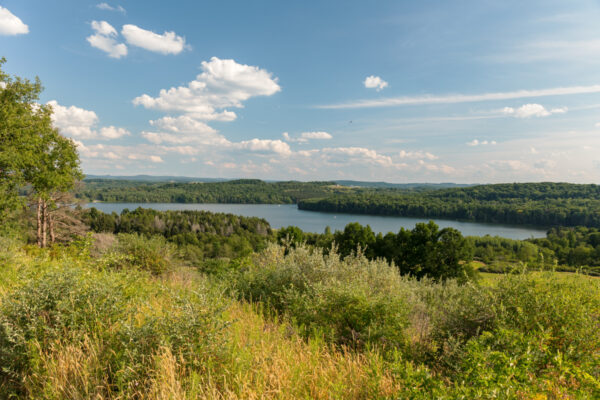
[235,244,413,349]
[103,233,176,275]
[0,261,227,398]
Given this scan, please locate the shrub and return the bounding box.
[0,262,227,398]
[103,233,176,275]
[235,244,413,349]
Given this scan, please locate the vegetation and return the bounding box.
[78,179,345,204]
[0,57,82,246]
[83,207,274,262]
[299,182,600,228]
[0,238,599,398]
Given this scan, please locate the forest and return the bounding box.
[78,178,345,203]
[298,182,600,227]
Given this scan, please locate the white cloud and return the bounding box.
[283,131,333,142]
[398,150,438,160]
[364,75,388,91]
[467,139,497,146]
[322,147,395,167]
[0,6,28,36]
[128,153,164,163]
[133,57,280,121]
[502,104,551,118]
[143,116,230,146]
[99,126,130,139]
[0,82,6,89]
[96,3,126,13]
[236,139,291,155]
[501,104,568,118]
[122,24,188,55]
[150,115,217,134]
[301,131,332,140]
[48,100,99,139]
[48,100,128,140]
[87,21,127,58]
[595,122,600,128]
[551,107,568,114]
[321,85,600,109]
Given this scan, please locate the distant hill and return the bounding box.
[334,180,475,189]
[84,175,228,183]
[84,175,474,188]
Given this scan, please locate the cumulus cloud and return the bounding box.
[322,147,395,167]
[0,6,28,36]
[48,100,99,139]
[502,103,568,118]
[364,75,388,91]
[142,116,230,146]
[133,57,280,121]
[99,126,130,139]
[398,150,438,160]
[87,20,127,58]
[301,131,332,140]
[283,131,332,142]
[48,100,128,140]
[96,3,126,13]
[150,115,217,134]
[235,139,291,155]
[467,139,497,146]
[122,24,188,55]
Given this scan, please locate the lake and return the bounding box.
[85,203,548,240]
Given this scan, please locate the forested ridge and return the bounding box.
[78,179,345,204]
[298,182,600,228]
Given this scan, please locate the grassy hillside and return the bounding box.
[1,235,598,399]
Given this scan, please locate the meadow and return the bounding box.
[1,233,598,399]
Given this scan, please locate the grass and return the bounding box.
[1,236,599,399]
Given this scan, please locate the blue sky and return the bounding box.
[2,0,600,183]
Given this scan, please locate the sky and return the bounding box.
[1,0,600,183]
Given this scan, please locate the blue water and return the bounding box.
[85,203,547,240]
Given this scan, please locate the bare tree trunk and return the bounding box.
[42,199,47,248]
[37,197,42,247]
[49,210,55,244]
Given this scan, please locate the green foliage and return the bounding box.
[235,244,413,349]
[78,179,342,204]
[83,207,273,263]
[0,57,47,218]
[105,233,176,275]
[0,257,227,398]
[299,182,600,228]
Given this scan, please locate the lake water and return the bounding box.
[85,203,547,240]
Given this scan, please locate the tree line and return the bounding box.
[78,179,344,204]
[298,182,600,228]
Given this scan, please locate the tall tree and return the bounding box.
[26,123,83,246]
[0,57,48,221]
[0,58,83,245]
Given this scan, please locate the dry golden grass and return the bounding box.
[196,302,403,399]
[19,301,403,400]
